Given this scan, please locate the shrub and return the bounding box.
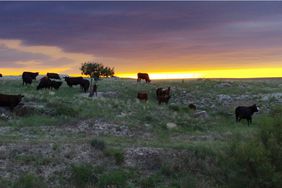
[70,164,98,188]
[98,170,128,188]
[218,116,282,188]
[104,148,124,165]
[13,174,47,188]
[90,139,106,151]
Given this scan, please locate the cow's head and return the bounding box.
[252,104,259,112]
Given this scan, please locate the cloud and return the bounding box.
[0,2,282,74]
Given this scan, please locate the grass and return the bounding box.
[1,77,282,187]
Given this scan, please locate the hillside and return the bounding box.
[0,77,281,188]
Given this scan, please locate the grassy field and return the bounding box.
[0,77,281,187]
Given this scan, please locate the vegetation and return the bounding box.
[80,62,115,80]
[0,77,282,187]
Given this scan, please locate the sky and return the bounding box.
[1,1,282,79]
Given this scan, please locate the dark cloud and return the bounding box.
[0,2,282,70]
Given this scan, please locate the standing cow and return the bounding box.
[37,77,62,90]
[47,73,61,80]
[0,93,24,110]
[156,87,171,105]
[80,79,90,93]
[137,73,151,83]
[22,72,39,85]
[64,77,83,87]
[235,104,259,125]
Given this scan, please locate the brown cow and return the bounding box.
[157,94,171,104]
[0,74,2,77]
[156,87,171,105]
[0,93,24,110]
[137,92,148,102]
[137,73,151,83]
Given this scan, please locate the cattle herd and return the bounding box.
[0,72,260,125]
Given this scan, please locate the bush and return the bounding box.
[70,164,98,188]
[13,174,47,188]
[218,116,282,188]
[98,170,128,188]
[104,148,124,165]
[90,139,106,151]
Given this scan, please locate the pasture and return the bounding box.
[0,77,281,187]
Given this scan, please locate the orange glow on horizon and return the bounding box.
[117,67,282,79]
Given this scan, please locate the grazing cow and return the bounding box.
[0,93,24,110]
[0,74,2,77]
[51,80,63,90]
[235,104,259,125]
[37,77,62,90]
[137,73,151,83]
[47,73,61,80]
[22,72,39,85]
[137,92,148,102]
[64,77,83,87]
[157,94,171,104]
[156,87,170,97]
[80,79,90,93]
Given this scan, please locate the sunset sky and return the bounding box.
[1,1,282,79]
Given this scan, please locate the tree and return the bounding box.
[80,62,115,97]
[80,62,115,80]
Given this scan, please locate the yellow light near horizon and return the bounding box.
[117,67,282,79]
[2,67,282,79]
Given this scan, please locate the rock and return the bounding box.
[166,122,177,129]
[217,94,232,104]
[193,111,209,119]
[216,82,232,88]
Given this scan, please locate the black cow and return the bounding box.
[47,73,61,80]
[64,77,83,87]
[0,74,2,77]
[235,104,259,125]
[0,93,24,110]
[137,73,151,83]
[80,79,90,93]
[22,72,39,85]
[37,77,62,90]
[156,87,170,97]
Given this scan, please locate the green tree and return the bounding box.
[80,62,115,80]
[80,62,115,96]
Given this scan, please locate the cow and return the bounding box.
[156,87,171,105]
[37,77,62,90]
[235,104,259,125]
[64,77,83,87]
[22,72,39,85]
[0,74,2,77]
[47,73,61,80]
[137,92,148,102]
[137,73,151,83]
[156,87,170,97]
[0,93,24,110]
[80,79,90,93]
[157,94,171,104]
[51,80,63,90]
